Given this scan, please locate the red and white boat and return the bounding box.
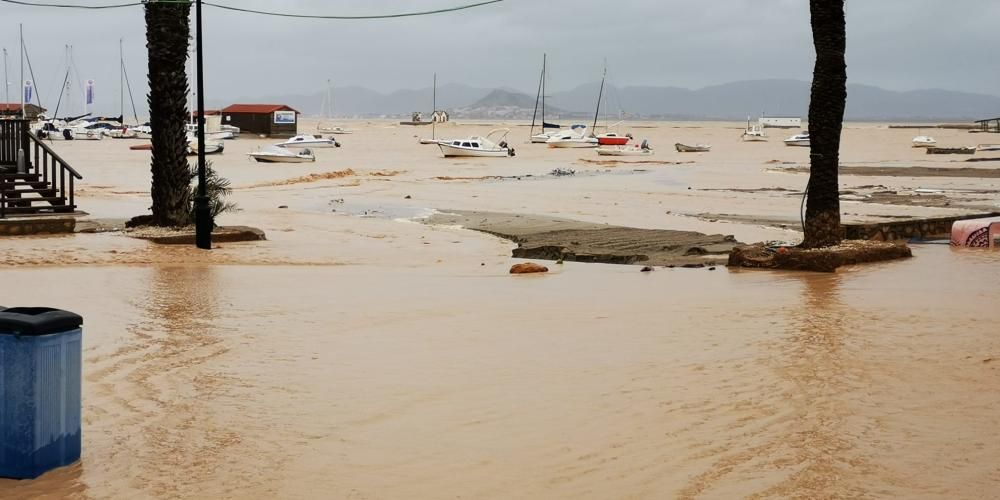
[596,120,631,145]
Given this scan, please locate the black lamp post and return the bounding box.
[193,0,212,249]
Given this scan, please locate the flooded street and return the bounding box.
[1,121,999,498]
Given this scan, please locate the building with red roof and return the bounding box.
[221,104,299,137]
[0,103,47,119]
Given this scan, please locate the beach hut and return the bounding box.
[221,104,299,138]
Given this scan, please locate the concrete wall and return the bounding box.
[0,217,75,236]
[843,213,1000,241]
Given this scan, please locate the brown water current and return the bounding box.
[1,121,999,498]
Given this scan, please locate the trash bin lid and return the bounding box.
[0,307,83,336]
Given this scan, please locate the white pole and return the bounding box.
[3,48,9,109]
[19,24,24,119]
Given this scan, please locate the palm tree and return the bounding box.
[144,0,192,227]
[802,0,847,248]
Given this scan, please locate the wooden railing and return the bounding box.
[0,119,33,168]
[30,132,83,210]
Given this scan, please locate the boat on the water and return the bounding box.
[276,134,339,149]
[596,140,653,156]
[742,118,767,142]
[546,124,598,148]
[438,129,514,157]
[596,129,631,146]
[912,135,937,148]
[34,121,75,140]
[248,146,316,163]
[783,132,810,147]
[187,139,224,155]
[675,142,711,152]
[529,54,562,144]
[926,146,976,155]
[317,80,353,135]
[976,144,1000,152]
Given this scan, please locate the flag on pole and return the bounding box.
[86,80,95,105]
[23,80,33,103]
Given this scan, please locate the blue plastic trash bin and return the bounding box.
[0,307,83,479]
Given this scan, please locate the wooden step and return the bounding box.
[1,205,75,214]
[0,173,42,181]
[1,188,57,194]
[0,180,51,187]
[0,196,67,205]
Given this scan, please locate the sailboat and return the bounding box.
[419,73,447,145]
[530,54,561,143]
[108,39,141,138]
[592,64,632,146]
[318,80,352,134]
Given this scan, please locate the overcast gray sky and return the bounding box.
[2,0,998,115]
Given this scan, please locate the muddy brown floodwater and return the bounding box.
[1,121,999,498]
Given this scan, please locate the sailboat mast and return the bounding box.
[432,73,436,140]
[119,39,124,120]
[541,53,546,134]
[3,48,9,109]
[530,54,543,138]
[19,24,24,119]
[592,64,606,132]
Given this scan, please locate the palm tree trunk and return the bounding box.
[802,0,847,248]
[145,0,192,227]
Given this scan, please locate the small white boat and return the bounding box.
[276,134,339,149]
[318,125,353,135]
[185,124,234,141]
[742,118,767,142]
[438,129,514,157]
[107,127,138,139]
[675,143,711,152]
[531,130,558,143]
[187,138,225,155]
[912,136,937,148]
[131,125,153,139]
[66,123,106,140]
[220,124,241,138]
[596,140,654,157]
[34,122,75,140]
[248,146,316,163]
[783,132,810,147]
[546,125,598,148]
[977,144,1000,152]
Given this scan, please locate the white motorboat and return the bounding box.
[276,134,339,149]
[248,146,316,163]
[187,139,225,155]
[438,129,514,157]
[783,132,810,147]
[596,140,654,157]
[742,118,768,142]
[34,121,75,140]
[319,125,353,135]
[220,124,241,138]
[185,124,234,141]
[675,143,711,152]
[912,135,937,148]
[546,124,598,148]
[66,122,106,140]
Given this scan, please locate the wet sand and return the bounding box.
[1,120,999,498]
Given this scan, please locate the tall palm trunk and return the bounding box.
[802,0,847,248]
[145,0,192,227]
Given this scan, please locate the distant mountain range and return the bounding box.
[213,79,1000,122]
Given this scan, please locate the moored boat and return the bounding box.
[438,129,514,157]
[546,124,598,148]
[675,142,711,152]
[783,132,810,147]
[742,118,767,142]
[596,131,631,146]
[248,146,316,163]
[596,140,653,156]
[912,135,937,148]
[276,134,339,149]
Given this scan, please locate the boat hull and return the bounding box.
[596,147,653,157]
[438,143,510,157]
[248,154,315,163]
[675,143,711,152]
[926,147,975,155]
[783,140,810,147]
[279,142,337,149]
[597,137,629,146]
[547,139,598,148]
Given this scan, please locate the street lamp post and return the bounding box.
[193,0,212,249]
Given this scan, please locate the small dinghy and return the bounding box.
[912,135,937,148]
[248,146,316,163]
[675,142,711,152]
[926,146,976,155]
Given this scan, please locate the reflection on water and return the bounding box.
[0,246,998,498]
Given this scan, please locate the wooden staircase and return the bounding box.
[1,119,82,218]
